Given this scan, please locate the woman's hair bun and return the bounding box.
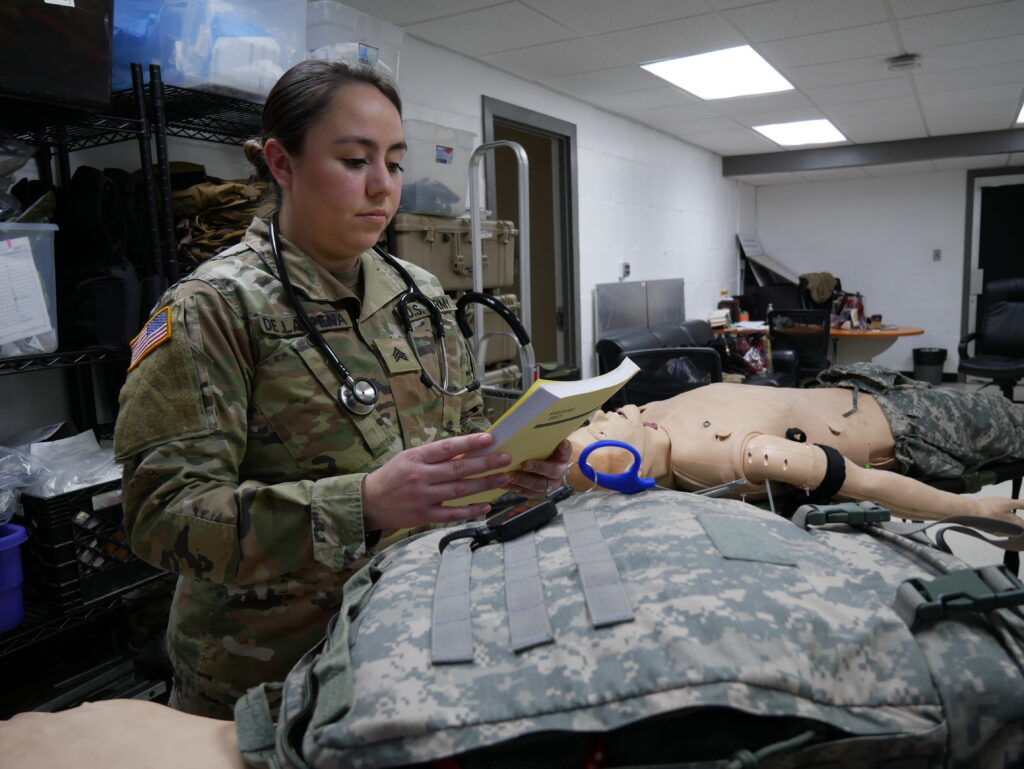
[244,138,269,179]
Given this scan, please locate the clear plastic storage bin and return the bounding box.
[399,121,476,217]
[0,222,59,359]
[307,0,403,79]
[112,0,306,101]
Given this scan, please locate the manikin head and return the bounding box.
[567,405,673,491]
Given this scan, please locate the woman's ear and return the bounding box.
[264,139,294,191]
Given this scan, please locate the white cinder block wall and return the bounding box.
[398,37,754,376]
[755,171,966,374]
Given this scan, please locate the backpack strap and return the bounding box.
[431,538,475,664]
[563,506,635,627]
[504,531,555,652]
[234,682,283,769]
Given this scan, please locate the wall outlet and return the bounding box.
[932,249,941,261]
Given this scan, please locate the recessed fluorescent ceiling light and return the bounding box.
[641,45,793,100]
[754,119,847,147]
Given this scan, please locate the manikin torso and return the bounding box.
[569,383,897,497]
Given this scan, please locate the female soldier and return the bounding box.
[113,59,570,719]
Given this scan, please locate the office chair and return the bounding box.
[618,347,723,407]
[745,309,830,388]
[958,277,1024,401]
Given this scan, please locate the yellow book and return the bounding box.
[445,357,640,506]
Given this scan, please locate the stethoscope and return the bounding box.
[268,214,531,416]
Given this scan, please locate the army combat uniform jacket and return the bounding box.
[114,217,487,718]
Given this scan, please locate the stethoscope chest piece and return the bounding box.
[341,378,379,416]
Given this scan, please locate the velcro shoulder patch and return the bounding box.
[375,338,421,374]
[128,306,172,371]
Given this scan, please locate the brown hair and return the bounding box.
[244,59,403,190]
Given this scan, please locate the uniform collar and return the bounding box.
[244,217,407,312]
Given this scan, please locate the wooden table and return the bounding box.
[830,325,924,364]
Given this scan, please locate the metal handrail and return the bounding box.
[467,141,531,393]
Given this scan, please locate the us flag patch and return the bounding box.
[128,306,172,371]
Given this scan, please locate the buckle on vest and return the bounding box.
[795,501,891,527]
[893,564,1024,630]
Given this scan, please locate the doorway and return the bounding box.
[482,97,579,372]
[962,168,1024,341]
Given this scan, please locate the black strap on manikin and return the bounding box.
[803,443,846,505]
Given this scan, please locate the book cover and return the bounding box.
[445,357,640,506]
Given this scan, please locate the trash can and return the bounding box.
[913,347,946,386]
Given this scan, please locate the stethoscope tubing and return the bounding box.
[267,215,516,416]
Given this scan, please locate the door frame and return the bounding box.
[961,166,1024,345]
[482,96,581,370]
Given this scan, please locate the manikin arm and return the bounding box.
[742,434,1022,524]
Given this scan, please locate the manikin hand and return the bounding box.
[0,699,246,769]
[362,432,513,529]
[969,496,1024,527]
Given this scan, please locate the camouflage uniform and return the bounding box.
[818,362,1024,479]
[113,217,487,719]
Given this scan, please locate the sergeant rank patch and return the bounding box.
[375,338,421,374]
[128,306,172,371]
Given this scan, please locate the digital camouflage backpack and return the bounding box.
[234,490,1024,768]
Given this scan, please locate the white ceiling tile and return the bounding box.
[822,96,920,117]
[634,101,722,124]
[759,23,900,68]
[588,87,697,112]
[831,111,929,142]
[898,1,1024,49]
[481,37,631,80]
[890,0,1008,18]
[710,90,816,116]
[933,154,1011,170]
[661,116,748,134]
[796,167,872,181]
[706,0,778,9]
[592,13,745,64]
[405,4,576,56]
[729,107,826,128]
[784,57,904,88]
[918,83,1023,108]
[730,171,809,185]
[804,77,915,106]
[864,160,940,175]
[680,128,781,154]
[325,0,510,25]
[544,66,667,97]
[925,101,1021,134]
[520,0,711,36]
[913,60,1024,92]
[723,0,888,42]
[914,34,1024,74]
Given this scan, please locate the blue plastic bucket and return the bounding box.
[0,523,29,634]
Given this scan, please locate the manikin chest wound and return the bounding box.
[236,491,1024,768]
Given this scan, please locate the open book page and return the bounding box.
[445,357,640,506]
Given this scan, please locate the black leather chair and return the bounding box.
[958,277,1024,400]
[618,347,723,407]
